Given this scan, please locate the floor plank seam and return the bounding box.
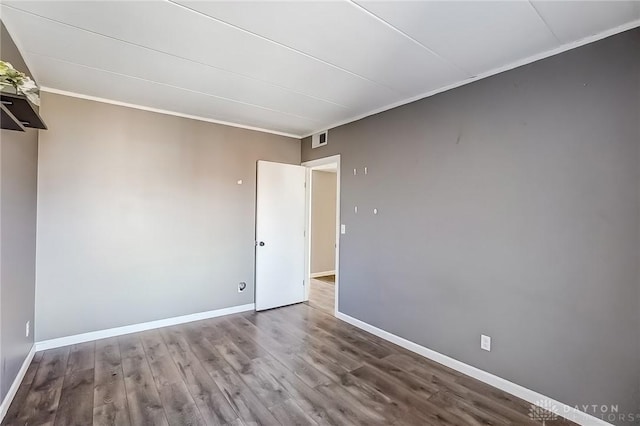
[160,326,215,425]
[4,303,575,426]
[114,337,134,426]
[137,332,171,426]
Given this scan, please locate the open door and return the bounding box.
[255,160,306,311]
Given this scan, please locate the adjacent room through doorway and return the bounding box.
[305,159,339,315]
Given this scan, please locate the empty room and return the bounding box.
[0,1,639,425]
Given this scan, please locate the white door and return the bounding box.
[255,160,306,311]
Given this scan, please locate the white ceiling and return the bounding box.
[2,1,638,138]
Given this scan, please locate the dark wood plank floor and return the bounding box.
[2,302,575,426]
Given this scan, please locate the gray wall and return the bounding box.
[35,92,300,341]
[0,22,38,401]
[302,29,640,423]
[311,170,337,274]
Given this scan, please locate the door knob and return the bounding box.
[259,241,265,246]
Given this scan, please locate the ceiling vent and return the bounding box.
[311,130,328,149]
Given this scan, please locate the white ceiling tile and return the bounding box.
[1,1,637,137]
[28,54,318,136]
[0,6,349,125]
[3,1,400,111]
[530,1,640,43]
[356,0,559,75]
[175,0,468,95]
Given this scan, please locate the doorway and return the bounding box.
[303,155,340,316]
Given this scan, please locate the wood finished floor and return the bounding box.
[2,302,575,426]
[306,278,335,315]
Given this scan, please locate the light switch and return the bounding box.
[237,180,243,185]
[341,224,346,234]
[354,206,358,213]
[353,168,357,175]
[481,335,491,351]
[373,208,378,215]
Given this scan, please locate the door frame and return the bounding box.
[302,154,341,316]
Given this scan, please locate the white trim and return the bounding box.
[0,345,36,423]
[301,19,640,138]
[35,303,255,351]
[335,312,612,426]
[302,155,341,317]
[310,163,337,172]
[310,270,336,278]
[34,21,639,141]
[39,87,301,139]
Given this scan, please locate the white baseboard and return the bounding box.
[335,312,611,426]
[310,270,335,278]
[35,303,255,351]
[0,345,36,423]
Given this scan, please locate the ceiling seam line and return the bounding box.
[299,18,640,138]
[27,51,323,124]
[0,4,352,111]
[1,16,41,83]
[527,1,562,44]
[167,0,405,96]
[347,0,473,77]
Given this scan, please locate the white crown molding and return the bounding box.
[336,312,612,426]
[34,20,639,142]
[0,345,36,423]
[302,19,640,138]
[39,87,303,139]
[35,303,255,351]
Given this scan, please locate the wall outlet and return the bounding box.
[481,334,491,351]
[26,321,30,337]
[238,282,247,293]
